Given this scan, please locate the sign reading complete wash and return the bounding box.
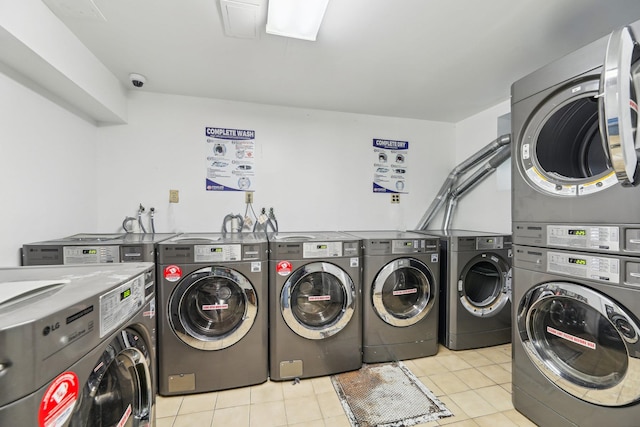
[373,138,408,194]
[205,127,256,191]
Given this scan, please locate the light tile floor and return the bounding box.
[155,344,538,427]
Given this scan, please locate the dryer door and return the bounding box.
[281,262,355,340]
[169,266,257,350]
[600,25,640,186]
[71,328,153,426]
[518,282,640,406]
[371,258,436,327]
[458,253,510,317]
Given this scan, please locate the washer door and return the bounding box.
[169,266,257,350]
[372,258,436,327]
[517,282,640,406]
[517,25,640,197]
[458,253,510,317]
[281,262,355,340]
[71,328,153,426]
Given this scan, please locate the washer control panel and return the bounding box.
[547,251,620,284]
[99,273,145,337]
[63,246,119,264]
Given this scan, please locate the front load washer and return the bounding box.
[269,232,362,381]
[22,233,179,265]
[156,232,268,395]
[511,20,640,248]
[346,231,440,363]
[513,245,640,427]
[425,230,512,350]
[0,263,156,427]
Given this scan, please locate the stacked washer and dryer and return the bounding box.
[0,263,156,427]
[511,19,640,426]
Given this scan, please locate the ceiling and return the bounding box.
[45,0,640,123]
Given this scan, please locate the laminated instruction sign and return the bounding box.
[205,127,256,191]
[373,138,408,193]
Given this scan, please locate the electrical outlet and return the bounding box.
[391,194,400,204]
[169,189,179,203]
[245,191,254,204]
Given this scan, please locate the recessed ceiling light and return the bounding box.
[266,0,329,41]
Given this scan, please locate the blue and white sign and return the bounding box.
[205,127,256,191]
[372,138,408,193]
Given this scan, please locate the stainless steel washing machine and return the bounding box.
[0,263,156,427]
[156,232,268,395]
[513,245,640,427]
[22,233,179,265]
[425,229,512,350]
[511,20,640,248]
[346,231,440,363]
[269,231,362,381]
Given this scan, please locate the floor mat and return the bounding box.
[331,362,452,427]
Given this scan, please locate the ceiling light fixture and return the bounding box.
[266,0,329,41]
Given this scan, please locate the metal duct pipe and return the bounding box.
[451,134,511,176]
[416,134,511,230]
[415,174,456,231]
[441,144,512,230]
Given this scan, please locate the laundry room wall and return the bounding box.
[94,91,456,234]
[0,72,98,266]
[449,100,512,234]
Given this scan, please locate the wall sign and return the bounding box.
[372,138,408,193]
[205,127,256,191]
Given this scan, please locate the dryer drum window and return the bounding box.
[170,267,257,351]
[518,78,619,196]
[536,94,609,179]
[281,262,356,340]
[372,258,436,327]
[518,282,640,406]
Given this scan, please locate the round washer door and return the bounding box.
[518,282,640,406]
[169,266,257,350]
[372,258,436,327]
[458,253,510,317]
[71,328,153,426]
[281,262,355,340]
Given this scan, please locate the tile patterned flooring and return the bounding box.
[156,343,537,427]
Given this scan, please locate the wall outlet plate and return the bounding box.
[169,189,179,203]
[391,194,400,203]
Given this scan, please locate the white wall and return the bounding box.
[95,92,456,234]
[0,72,98,266]
[449,99,512,234]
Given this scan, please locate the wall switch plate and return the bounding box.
[169,189,179,203]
